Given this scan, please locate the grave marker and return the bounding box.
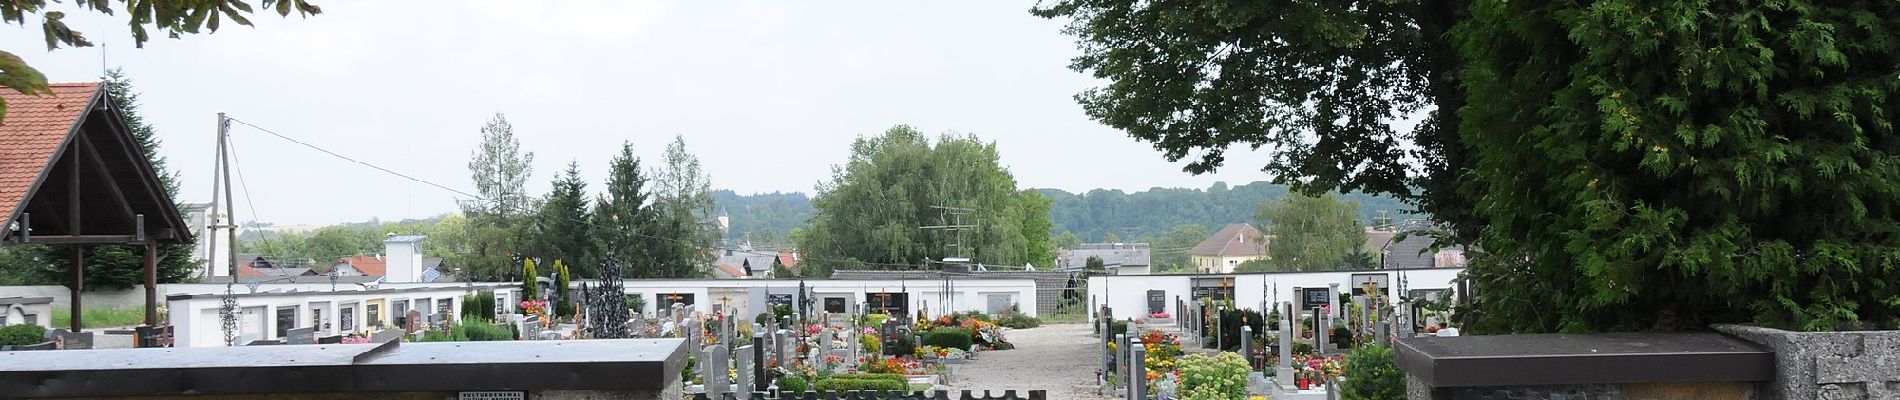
[752,335,768,392]
[1128,343,1146,400]
[1240,325,1254,371]
[286,327,314,345]
[774,330,790,367]
[734,345,753,396]
[1277,303,1294,387]
[702,345,728,399]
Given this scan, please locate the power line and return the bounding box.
[223,116,925,271]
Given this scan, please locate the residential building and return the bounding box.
[1057,243,1152,275]
[714,248,778,279]
[1189,223,1271,273]
[1366,220,1469,269]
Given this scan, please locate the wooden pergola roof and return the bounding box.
[0,82,189,245]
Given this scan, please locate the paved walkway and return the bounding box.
[942,323,1113,399]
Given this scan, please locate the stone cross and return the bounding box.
[1241,325,1254,371]
[1128,343,1146,400]
[734,345,754,396]
[702,345,729,399]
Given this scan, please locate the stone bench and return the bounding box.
[1396,331,1773,399]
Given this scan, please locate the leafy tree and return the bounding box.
[1040,182,1412,243]
[1052,231,1082,250]
[771,260,797,279]
[19,69,199,289]
[1154,224,1211,272]
[1341,345,1404,400]
[1233,259,1275,273]
[1084,256,1104,272]
[798,125,1054,269]
[713,191,814,243]
[649,136,716,278]
[593,142,657,278]
[1031,0,1476,243]
[458,113,534,281]
[536,162,596,277]
[1455,0,1900,332]
[0,0,322,122]
[1257,192,1367,271]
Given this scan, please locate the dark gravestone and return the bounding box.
[246,339,283,346]
[370,329,403,343]
[317,335,342,344]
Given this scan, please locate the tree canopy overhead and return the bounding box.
[1039,0,1900,331]
[798,125,1054,270]
[1257,192,1367,272]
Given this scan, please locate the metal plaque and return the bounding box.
[459,391,525,400]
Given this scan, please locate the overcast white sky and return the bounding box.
[3,1,1272,225]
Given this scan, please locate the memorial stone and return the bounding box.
[752,335,768,392]
[1277,304,1295,387]
[1128,343,1146,400]
[819,327,833,359]
[286,327,314,344]
[1240,325,1254,371]
[703,345,729,399]
[774,330,790,367]
[735,345,754,396]
[1312,308,1327,353]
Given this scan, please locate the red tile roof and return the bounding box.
[777,250,801,274]
[1190,223,1270,257]
[341,255,387,276]
[714,262,746,278]
[0,83,100,226]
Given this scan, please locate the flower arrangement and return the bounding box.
[1149,311,1171,319]
[341,336,372,344]
[1176,352,1249,400]
[519,300,549,317]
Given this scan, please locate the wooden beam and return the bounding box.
[76,134,138,222]
[144,242,158,326]
[94,112,185,241]
[69,143,80,235]
[70,245,84,332]
[29,235,141,245]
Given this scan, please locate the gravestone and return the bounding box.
[404,310,423,333]
[316,335,342,344]
[370,329,402,343]
[1277,303,1294,387]
[735,345,754,396]
[702,345,729,399]
[819,326,834,360]
[1312,308,1327,353]
[1240,326,1254,371]
[774,330,790,367]
[1113,334,1127,379]
[286,327,314,345]
[1327,283,1341,319]
[1128,343,1147,400]
[752,334,768,392]
[58,330,93,350]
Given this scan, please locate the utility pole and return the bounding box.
[212,113,240,346]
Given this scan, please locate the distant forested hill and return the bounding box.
[711,182,1415,244]
[1039,181,1416,242]
[712,190,814,244]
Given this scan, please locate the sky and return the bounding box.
[2,1,1273,225]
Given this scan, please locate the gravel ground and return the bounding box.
[943,323,1114,399]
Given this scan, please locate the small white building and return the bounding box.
[166,284,516,348]
[1087,267,1465,319]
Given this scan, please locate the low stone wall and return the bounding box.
[1714,324,1900,400]
[1418,382,1757,400]
[1396,332,1774,400]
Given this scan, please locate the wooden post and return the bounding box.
[70,245,85,332]
[144,242,158,326]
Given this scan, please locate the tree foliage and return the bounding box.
[0,0,321,123]
[648,136,717,278]
[536,162,596,277]
[799,125,1054,270]
[1257,192,1367,272]
[1456,0,1900,332]
[1040,0,1900,331]
[458,113,534,281]
[1042,182,1412,243]
[593,142,660,278]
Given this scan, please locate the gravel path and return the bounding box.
[943,323,1113,399]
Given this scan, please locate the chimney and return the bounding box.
[382,235,426,283]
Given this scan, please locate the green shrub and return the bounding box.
[755,312,774,325]
[461,321,514,341]
[1341,345,1404,400]
[1109,320,1130,336]
[813,378,906,392]
[922,327,973,350]
[996,313,1041,329]
[1331,325,1353,348]
[886,334,916,357]
[992,341,1016,350]
[1217,308,1266,351]
[626,295,647,315]
[462,294,496,322]
[1291,341,1314,356]
[862,313,890,327]
[778,374,809,393]
[0,324,46,346]
[1176,352,1249,400]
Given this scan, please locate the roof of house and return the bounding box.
[0,82,190,243]
[1371,224,1468,269]
[1059,243,1152,270]
[777,250,802,274]
[384,234,426,244]
[1190,224,1270,257]
[199,275,384,285]
[339,255,388,276]
[713,262,747,278]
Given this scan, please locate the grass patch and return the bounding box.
[909,383,933,392]
[50,307,148,328]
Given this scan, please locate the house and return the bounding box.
[325,235,452,283]
[776,250,802,276]
[1057,243,1152,275]
[714,247,778,279]
[1189,224,1271,273]
[236,256,317,279]
[1366,220,1468,269]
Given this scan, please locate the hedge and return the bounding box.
[813,378,906,392]
[921,327,973,350]
[0,324,45,346]
[831,373,906,384]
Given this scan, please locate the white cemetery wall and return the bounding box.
[1089,268,1464,317]
[0,282,519,314]
[166,286,477,348]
